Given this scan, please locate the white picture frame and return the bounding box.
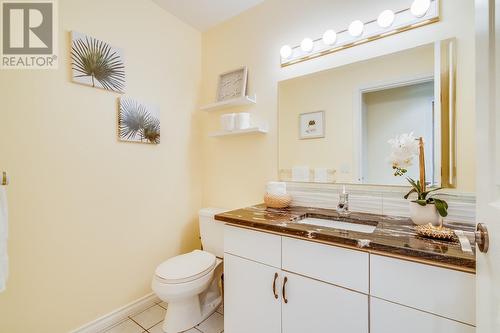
[299,111,325,139]
[216,66,248,102]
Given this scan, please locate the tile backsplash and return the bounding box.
[286,182,476,225]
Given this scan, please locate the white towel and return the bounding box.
[0,186,8,292]
[314,168,328,183]
[266,182,287,196]
[292,166,310,182]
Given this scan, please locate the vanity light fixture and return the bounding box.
[348,20,364,37]
[280,45,293,59]
[280,0,440,67]
[300,38,314,53]
[410,0,431,17]
[322,29,337,46]
[377,9,395,28]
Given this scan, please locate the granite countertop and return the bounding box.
[215,205,476,273]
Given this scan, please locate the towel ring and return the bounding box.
[2,171,8,186]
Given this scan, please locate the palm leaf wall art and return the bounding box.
[70,31,125,93]
[119,96,160,144]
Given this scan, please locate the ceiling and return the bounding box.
[153,0,265,31]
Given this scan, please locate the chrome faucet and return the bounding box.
[337,186,349,214]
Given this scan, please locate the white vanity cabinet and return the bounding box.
[223,225,368,333]
[223,224,475,333]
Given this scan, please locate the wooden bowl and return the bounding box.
[264,193,292,209]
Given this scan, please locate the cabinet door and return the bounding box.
[371,297,475,333]
[282,272,368,333]
[370,254,475,325]
[224,253,281,333]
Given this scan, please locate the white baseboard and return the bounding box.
[69,293,160,333]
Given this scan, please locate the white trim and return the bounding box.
[433,40,442,186]
[69,293,160,333]
[353,74,435,184]
[357,74,434,94]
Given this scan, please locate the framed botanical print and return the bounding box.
[299,111,325,139]
[216,66,248,102]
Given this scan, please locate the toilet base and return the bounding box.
[160,260,223,333]
[161,295,222,333]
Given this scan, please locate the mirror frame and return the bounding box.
[439,38,457,188]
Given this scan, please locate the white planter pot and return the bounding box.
[409,201,442,226]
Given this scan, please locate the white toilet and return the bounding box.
[152,208,225,333]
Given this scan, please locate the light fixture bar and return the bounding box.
[280,0,440,67]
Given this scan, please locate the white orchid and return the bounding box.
[388,132,419,176]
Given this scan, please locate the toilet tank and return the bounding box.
[199,208,226,258]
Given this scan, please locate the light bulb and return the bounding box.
[322,30,337,46]
[377,9,395,28]
[300,38,314,53]
[348,20,364,37]
[280,45,292,59]
[410,0,431,17]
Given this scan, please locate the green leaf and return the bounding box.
[413,199,427,206]
[404,188,417,199]
[433,198,449,217]
[421,187,443,198]
[406,177,421,192]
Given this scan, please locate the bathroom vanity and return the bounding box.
[216,205,475,333]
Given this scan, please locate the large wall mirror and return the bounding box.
[278,39,457,187]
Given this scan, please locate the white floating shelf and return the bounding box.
[209,126,268,137]
[200,95,257,112]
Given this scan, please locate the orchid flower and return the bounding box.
[388,132,419,176]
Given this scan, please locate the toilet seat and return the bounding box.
[155,250,216,284]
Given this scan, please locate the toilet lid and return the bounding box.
[155,250,216,283]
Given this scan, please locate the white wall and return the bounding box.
[364,81,435,185]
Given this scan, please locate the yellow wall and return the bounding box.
[279,44,434,183]
[201,0,476,210]
[0,0,202,332]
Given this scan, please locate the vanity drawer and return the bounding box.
[224,225,281,268]
[371,297,475,333]
[370,254,475,325]
[282,237,369,293]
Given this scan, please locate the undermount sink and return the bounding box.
[296,217,377,234]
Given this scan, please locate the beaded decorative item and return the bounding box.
[415,223,456,241]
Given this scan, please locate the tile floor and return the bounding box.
[103,301,224,333]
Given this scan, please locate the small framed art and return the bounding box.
[216,66,248,102]
[299,111,325,139]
